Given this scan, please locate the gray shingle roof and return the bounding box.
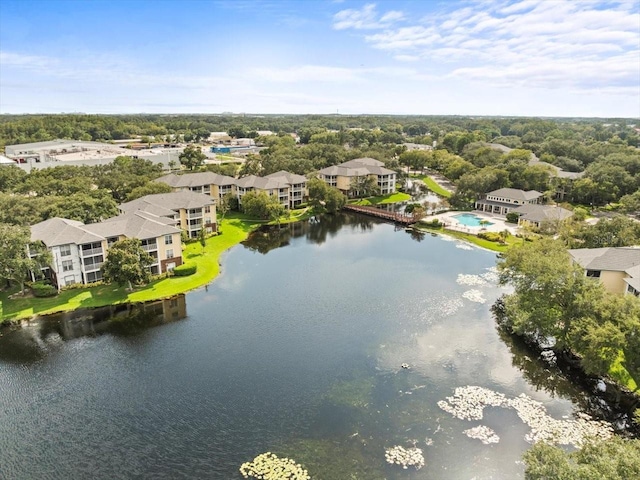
[119,191,214,213]
[264,170,307,185]
[155,171,236,188]
[487,188,543,202]
[569,247,640,272]
[31,218,104,247]
[83,212,180,240]
[235,175,288,189]
[513,204,574,223]
[318,158,395,177]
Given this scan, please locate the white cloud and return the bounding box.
[351,0,640,95]
[333,3,404,30]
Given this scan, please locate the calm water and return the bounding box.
[0,214,598,479]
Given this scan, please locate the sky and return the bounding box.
[1,0,639,117]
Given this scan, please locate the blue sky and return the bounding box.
[1,0,639,117]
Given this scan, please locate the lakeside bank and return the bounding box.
[0,215,261,322]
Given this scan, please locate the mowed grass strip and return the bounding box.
[411,175,452,198]
[0,216,260,321]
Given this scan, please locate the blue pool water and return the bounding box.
[454,213,494,227]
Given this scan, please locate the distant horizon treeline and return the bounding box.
[1,113,639,150]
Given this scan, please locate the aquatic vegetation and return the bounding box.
[463,425,500,444]
[462,289,486,303]
[456,274,487,286]
[324,378,375,409]
[384,445,425,470]
[438,386,613,447]
[239,452,309,480]
[278,438,387,480]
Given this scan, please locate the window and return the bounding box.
[165,235,173,245]
[166,249,174,259]
[586,270,601,278]
[170,298,178,307]
[60,244,71,257]
[62,260,73,272]
[204,205,210,213]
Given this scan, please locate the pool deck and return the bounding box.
[431,210,519,235]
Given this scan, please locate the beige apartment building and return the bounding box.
[30,213,183,288]
[119,191,216,238]
[155,172,237,200]
[569,247,640,296]
[318,158,396,198]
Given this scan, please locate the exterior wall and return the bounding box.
[290,182,307,208]
[377,173,396,195]
[50,244,84,286]
[599,270,629,294]
[78,239,107,284]
[336,176,351,192]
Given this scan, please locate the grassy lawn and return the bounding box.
[350,192,412,206]
[416,224,517,252]
[411,174,452,198]
[0,216,260,321]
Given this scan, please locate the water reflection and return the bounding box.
[0,295,186,364]
[243,213,377,255]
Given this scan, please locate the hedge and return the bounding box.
[32,282,58,297]
[172,263,197,277]
[477,231,501,242]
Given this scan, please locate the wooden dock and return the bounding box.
[343,204,416,225]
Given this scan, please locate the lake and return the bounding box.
[0,214,609,479]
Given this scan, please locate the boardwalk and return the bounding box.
[343,204,416,225]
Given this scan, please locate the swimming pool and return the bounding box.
[453,213,494,227]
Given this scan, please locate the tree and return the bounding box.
[102,238,154,290]
[348,176,380,198]
[126,182,174,201]
[497,238,601,349]
[307,178,346,214]
[216,192,234,226]
[241,191,284,220]
[178,145,206,171]
[0,223,51,293]
[523,437,640,480]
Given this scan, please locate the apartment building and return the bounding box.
[155,172,237,200]
[317,158,396,198]
[30,213,182,288]
[119,191,216,238]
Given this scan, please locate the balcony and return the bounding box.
[141,243,158,252]
[83,261,104,272]
[81,247,103,257]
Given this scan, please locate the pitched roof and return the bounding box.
[83,212,180,239]
[569,247,640,272]
[119,191,214,213]
[264,170,307,185]
[31,217,105,247]
[155,171,235,188]
[487,188,543,202]
[235,175,288,189]
[318,157,395,177]
[513,204,574,223]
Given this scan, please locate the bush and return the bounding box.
[506,212,520,223]
[420,218,442,229]
[172,263,197,276]
[477,231,501,242]
[31,281,58,297]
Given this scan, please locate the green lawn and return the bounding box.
[411,174,452,198]
[350,192,412,206]
[0,216,260,321]
[416,224,517,252]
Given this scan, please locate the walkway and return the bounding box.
[343,204,416,225]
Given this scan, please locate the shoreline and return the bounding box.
[0,215,261,323]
